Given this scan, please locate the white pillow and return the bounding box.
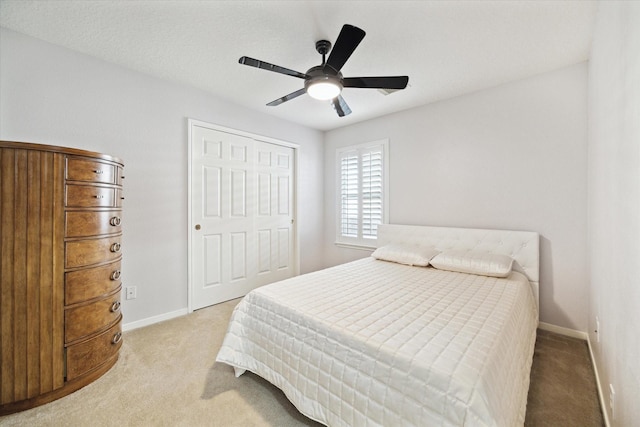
[371,243,440,267]
[430,250,514,277]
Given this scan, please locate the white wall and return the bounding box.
[325,63,588,331]
[0,27,325,325]
[588,2,640,425]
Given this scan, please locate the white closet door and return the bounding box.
[190,124,296,310]
[254,140,295,286]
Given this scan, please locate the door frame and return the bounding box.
[187,118,300,313]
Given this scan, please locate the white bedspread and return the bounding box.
[216,257,538,426]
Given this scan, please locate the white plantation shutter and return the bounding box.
[340,152,359,237]
[337,140,388,247]
[361,148,383,239]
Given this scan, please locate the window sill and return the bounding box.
[334,241,377,251]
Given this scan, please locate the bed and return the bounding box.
[216,224,539,426]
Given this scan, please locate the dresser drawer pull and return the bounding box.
[94,170,104,175]
[112,332,122,345]
[110,242,121,253]
[110,270,121,280]
[94,195,105,199]
[110,216,122,226]
[110,301,121,313]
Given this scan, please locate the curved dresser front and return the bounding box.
[0,141,124,415]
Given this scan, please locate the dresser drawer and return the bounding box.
[66,185,115,208]
[66,157,116,184]
[66,319,122,381]
[65,236,122,269]
[65,260,122,305]
[65,289,121,343]
[66,210,122,238]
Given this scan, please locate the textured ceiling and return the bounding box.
[0,1,597,131]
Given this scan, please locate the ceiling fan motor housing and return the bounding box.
[304,66,343,100]
[305,65,343,86]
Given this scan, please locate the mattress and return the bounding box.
[216,257,538,426]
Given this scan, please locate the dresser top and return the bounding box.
[0,140,123,165]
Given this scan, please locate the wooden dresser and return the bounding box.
[0,141,124,414]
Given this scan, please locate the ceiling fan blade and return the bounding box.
[343,76,409,90]
[239,56,309,79]
[332,95,352,117]
[324,25,366,74]
[266,88,307,106]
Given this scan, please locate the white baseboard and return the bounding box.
[122,308,189,332]
[587,337,611,427]
[538,321,589,340]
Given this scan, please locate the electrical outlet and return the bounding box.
[609,384,615,420]
[125,286,137,300]
[595,316,600,343]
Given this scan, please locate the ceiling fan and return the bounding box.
[239,24,409,117]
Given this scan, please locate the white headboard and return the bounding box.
[377,224,540,308]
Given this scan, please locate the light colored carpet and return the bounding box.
[1,299,603,426]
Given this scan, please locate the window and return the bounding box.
[336,139,389,248]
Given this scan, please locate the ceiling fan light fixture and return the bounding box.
[306,80,342,101]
